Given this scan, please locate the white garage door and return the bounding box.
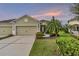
[16,26,37,35]
[0,26,12,35]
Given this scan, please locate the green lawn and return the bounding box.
[29,31,78,56]
[29,39,60,56]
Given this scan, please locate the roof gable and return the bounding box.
[15,15,39,23]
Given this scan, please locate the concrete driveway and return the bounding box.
[0,35,36,56]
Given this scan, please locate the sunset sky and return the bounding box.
[0,3,75,24]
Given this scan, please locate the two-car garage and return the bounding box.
[0,15,39,36]
[0,26,37,36]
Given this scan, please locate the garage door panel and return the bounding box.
[0,26,12,35]
[16,26,37,35]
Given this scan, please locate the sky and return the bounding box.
[0,3,75,24]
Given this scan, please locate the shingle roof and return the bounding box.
[40,20,49,23]
[0,15,39,23]
[0,19,16,23]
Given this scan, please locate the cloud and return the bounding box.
[32,10,62,18]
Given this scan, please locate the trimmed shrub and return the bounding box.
[36,32,44,39]
[56,38,79,56]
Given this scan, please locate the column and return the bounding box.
[12,23,16,35]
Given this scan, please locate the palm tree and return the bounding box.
[45,16,61,36]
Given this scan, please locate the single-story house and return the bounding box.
[0,15,40,36]
[68,16,79,36]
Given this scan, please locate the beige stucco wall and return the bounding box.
[0,22,12,26]
[15,16,39,26]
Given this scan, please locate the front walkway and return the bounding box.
[0,35,36,56]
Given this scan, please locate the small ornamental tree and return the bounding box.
[45,16,62,36]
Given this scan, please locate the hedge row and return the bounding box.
[56,37,79,56]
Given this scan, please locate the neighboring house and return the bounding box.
[68,16,79,36]
[40,20,49,33]
[0,15,40,36]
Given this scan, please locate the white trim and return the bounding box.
[12,23,16,35]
